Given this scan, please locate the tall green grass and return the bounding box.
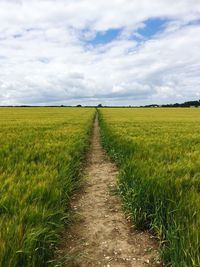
[99,108,200,267]
[0,107,95,267]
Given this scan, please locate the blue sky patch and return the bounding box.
[86,19,168,46]
[87,28,121,45]
[187,18,200,26]
[137,18,168,39]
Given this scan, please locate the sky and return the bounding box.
[0,0,200,106]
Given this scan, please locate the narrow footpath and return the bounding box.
[58,116,159,267]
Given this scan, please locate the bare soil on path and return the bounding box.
[58,116,159,267]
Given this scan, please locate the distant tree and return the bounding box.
[76,104,82,107]
[97,104,102,107]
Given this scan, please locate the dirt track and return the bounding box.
[58,116,159,266]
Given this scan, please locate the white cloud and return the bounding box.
[0,0,200,105]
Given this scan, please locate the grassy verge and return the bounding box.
[0,107,95,267]
[98,108,200,267]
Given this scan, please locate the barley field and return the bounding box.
[0,107,94,267]
[99,108,200,267]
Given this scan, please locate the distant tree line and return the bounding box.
[140,100,200,108]
[161,100,200,108]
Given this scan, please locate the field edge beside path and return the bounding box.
[98,108,200,267]
[0,108,96,267]
[56,113,159,267]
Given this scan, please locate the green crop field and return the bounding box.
[0,107,94,267]
[1,107,200,267]
[99,108,200,267]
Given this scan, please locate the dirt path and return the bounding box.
[58,116,159,267]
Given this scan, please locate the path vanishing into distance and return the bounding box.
[58,116,160,267]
